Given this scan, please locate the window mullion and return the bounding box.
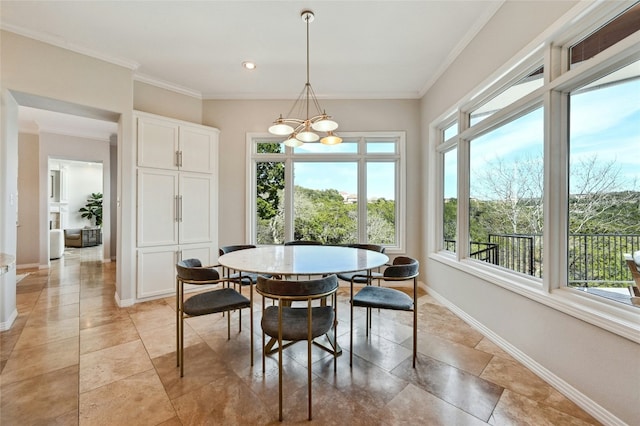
[284,157,294,243]
[457,137,470,261]
[358,157,367,242]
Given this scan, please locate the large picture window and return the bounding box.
[249,133,405,251]
[432,1,640,336]
[469,107,544,278]
[568,60,640,299]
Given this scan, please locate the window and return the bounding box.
[469,107,544,277]
[469,66,544,126]
[570,3,640,67]
[443,148,457,253]
[568,60,640,301]
[432,1,640,338]
[443,121,458,141]
[249,133,405,251]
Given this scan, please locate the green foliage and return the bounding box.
[79,192,103,227]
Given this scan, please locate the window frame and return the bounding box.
[247,131,406,253]
[429,0,640,343]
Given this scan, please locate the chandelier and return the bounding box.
[268,10,342,147]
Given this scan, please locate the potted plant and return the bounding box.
[79,192,103,227]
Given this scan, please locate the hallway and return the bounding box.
[1,246,599,424]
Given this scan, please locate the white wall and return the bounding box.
[17,132,39,267]
[0,90,19,330]
[1,30,135,303]
[202,98,422,255]
[420,2,638,425]
[55,161,103,229]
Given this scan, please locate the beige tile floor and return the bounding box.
[1,246,601,425]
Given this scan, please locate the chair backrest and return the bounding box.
[383,256,419,279]
[284,240,323,246]
[176,258,221,282]
[346,243,386,253]
[257,275,338,300]
[219,244,256,256]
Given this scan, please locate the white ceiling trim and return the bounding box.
[133,73,202,99]
[0,22,140,71]
[418,0,505,98]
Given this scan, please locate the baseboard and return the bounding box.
[114,291,134,308]
[0,309,18,331]
[426,286,625,426]
[17,263,40,270]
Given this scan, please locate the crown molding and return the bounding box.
[133,73,202,99]
[1,23,140,70]
[418,0,505,98]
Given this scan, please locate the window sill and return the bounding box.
[430,251,640,344]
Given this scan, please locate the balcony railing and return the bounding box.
[445,234,640,286]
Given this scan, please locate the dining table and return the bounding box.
[218,244,389,355]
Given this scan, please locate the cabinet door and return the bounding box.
[137,169,179,247]
[179,125,218,173]
[137,116,179,170]
[179,173,216,244]
[137,246,177,298]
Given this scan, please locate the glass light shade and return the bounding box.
[269,123,295,136]
[283,136,304,147]
[296,130,320,142]
[312,119,338,132]
[320,133,342,145]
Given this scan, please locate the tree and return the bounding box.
[569,155,639,234]
[471,154,543,236]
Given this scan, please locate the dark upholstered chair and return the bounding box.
[219,244,271,286]
[176,258,253,377]
[349,256,419,368]
[336,243,386,284]
[257,274,339,421]
[283,240,323,246]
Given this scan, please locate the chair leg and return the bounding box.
[350,279,354,367]
[176,278,180,368]
[278,308,283,422]
[307,299,313,421]
[261,295,266,373]
[250,284,254,367]
[413,276,417,368]
[333,292,338,373]
[308,336,312,420]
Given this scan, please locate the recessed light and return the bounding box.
[242,61,256,70]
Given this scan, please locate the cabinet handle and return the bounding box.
[179,150,183,168]
[179,195,183,222]
[175,196,179,222]
[175,151,180,168]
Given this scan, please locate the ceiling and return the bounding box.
[1,0,504,138]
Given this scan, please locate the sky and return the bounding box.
[443,73,640,199]
[292,142,397,200]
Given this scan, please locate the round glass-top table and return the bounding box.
[218,245,389,356]
[218,245,389,276]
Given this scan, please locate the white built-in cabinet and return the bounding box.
[135,111,219,299]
